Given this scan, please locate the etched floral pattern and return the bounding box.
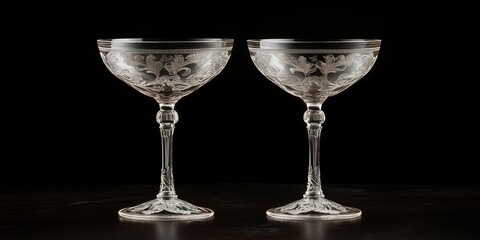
[125,198,211,215]
[99,50,231,104]
[250,51,378,103]
[270,197,349,215]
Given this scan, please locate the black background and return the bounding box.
[4,3,477,186]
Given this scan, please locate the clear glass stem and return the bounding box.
[303,103,325,199]
[156,103,179,199]
[117,103,214,221]
[266,103,361,220]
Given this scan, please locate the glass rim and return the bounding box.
[97,38,234,49]
[247,38,381,43]
[247,38,381,49]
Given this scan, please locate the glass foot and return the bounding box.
[118,198,214,221]
[266,197,361,220]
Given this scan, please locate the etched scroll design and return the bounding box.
[100,51,230,93]
[251,51,377,102]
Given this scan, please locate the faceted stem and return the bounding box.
[156,103,179,199]
[303,103,326,199]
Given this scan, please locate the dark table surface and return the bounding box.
[1,183,479,240]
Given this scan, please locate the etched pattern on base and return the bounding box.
[266,197,362,220]
[122,198,212,215]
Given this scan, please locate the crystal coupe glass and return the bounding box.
[97,38,234,221]
[248,39,381,220]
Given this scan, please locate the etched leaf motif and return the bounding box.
[104,52,121,73]
[252,53,283,76]
[103,52,143,83]
[335,53,377,86]
[282,55,317,76]
[123,53,146,68]
[145,54,163,75]
[252,53,269,72]
[345,52,362,65]
[357,53,376,73]
[164,55,191,77]
[316,54,348,75]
